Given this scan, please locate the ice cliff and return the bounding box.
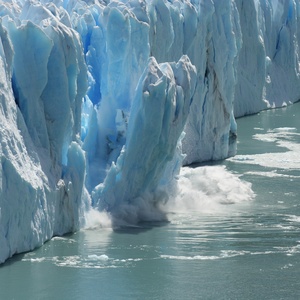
[1,0,300,263]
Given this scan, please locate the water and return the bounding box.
[1,103,300,300]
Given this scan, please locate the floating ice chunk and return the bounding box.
[87,254,109,261]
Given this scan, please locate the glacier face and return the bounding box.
[0,8,88,263]
[1,0,300,263]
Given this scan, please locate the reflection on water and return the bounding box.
[1,103,300,299]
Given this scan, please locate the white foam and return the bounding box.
[160,255,220,260]
[278,244,300,256]
[51,237,76,243]
[162,165,254,214]
[55,256,81,267]
[281,264,294,270]
[84,209,112,229]
[237,155,299,169]
[114,258,143,262]
[232,151,300,169]
[21,253,115,269]
[273,127,297,132]
[253,128,299,144]
[160,249,277,261]
[245,171,299,179]
[220,250,250,257]
[231,127,300,169]
[87,254,109,261]
[26,258,46,263]
[53,255,112,269]
[285,215,300,223]
[52,255,144,269]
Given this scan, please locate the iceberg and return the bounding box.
[1,0,300,263]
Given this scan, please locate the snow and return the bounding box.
[1,0,300,263]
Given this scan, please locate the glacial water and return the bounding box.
[1,102,300,300]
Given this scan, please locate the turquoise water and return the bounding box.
[1,103,300,300]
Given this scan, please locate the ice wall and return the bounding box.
[73,0,241,169]
[1,0,300,263]
[234,0,300,117]
[0,4,88,263]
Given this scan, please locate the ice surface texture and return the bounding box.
[0,7,88,263]
[1,0,300,263]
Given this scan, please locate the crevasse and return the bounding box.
[0,0,300,263]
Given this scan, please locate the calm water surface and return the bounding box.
[1,103,300,300]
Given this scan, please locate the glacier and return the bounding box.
[1,0,300,263]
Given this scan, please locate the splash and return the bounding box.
[162,165,255,214]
